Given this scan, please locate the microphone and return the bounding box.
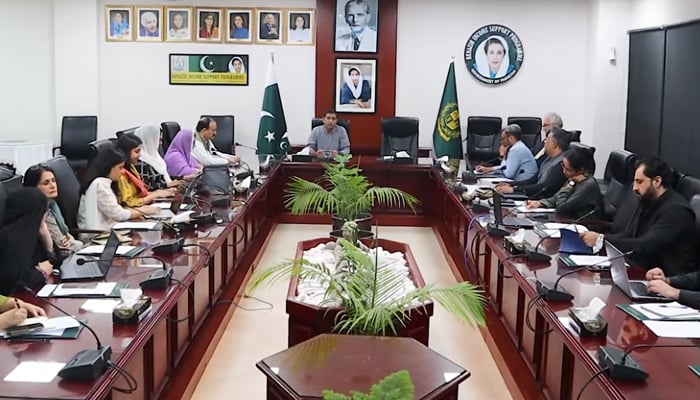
[234,142,258,152]
[76,256,173,290]
[536,250,632,302]
[527,208,597,262]
[598,343,699,381]
[21,284,111,381]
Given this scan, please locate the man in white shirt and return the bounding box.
[335,0,377,52]
[191,117,240,166]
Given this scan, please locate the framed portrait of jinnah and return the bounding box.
[334,0,378,53]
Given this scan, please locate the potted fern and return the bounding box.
[284,154,419,235]
[247,223,485,343]
[322,370,414,400]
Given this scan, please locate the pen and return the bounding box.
[6,338,50,343]
[13,298,20,310]
[659,304,688,309]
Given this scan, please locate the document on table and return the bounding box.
[4,361,66,383]
[112,221,160,230]
[633,302,700,320]
[643,320,700,338]
[39,282,118,297]
[538,223,589,238]
[0,316,79,338]
[516,206,556,213]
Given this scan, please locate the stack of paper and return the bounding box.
[77,245,142,256]
[0,316,80,338]
[631,302,700,320]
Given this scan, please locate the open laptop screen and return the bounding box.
[98,231,120,273]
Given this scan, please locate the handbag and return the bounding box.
[197,165,234,195]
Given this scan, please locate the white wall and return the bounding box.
[631,0,700,29]
[0,0,54,142]
[396,0,590,148]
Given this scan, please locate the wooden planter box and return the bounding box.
[286,238,434,347]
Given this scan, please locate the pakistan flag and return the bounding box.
[432,60,463,159]
[257,57,289,155]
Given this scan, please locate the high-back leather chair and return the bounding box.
[569,130,582,142]
[311,118,351,138]
[87,139,117,168]
[160,121,181,152]
[601,150,638,220]
[201,115,235,154]
[116,127,139,138]
[676,175,700,201]
[380,117,419,157]
[53,116,98,169]
[0,180,6,225]
[45,156,81,231]
[1,175,23,194]
[568,142,597,175]
[507,117,541,152]
[689,195,700,243]
[466,117,501,162]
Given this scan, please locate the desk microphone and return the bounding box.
[536,250,632,302]
[598,343,699,381]
[21,284,111,381]
[527,209,597,263]
[234,142,258,152]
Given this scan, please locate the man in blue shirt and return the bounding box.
[307,109,350,157]
[475,124,538,182]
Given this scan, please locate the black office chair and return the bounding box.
[507,117,541,152]
[53,116,98,169]
[1,175,23,194]
[380,117,419,158]
[568,130,582,142]
[45,156,81,232]
[689,194,700,240]
[568,142,596,175]
[601,150,638,220]
[0,180,6,225]
[87,139,117,168]
[466,117,501,162]
[160,121,181,152]
[676,175,700,202]
[115,127,139,138]
[201,115,235,154]
[311,118,351,138]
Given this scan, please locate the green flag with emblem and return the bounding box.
[256,55,289,155]
[432,60,463,159]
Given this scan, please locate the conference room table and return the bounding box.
[3,155,698,400]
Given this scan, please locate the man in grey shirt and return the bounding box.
[307,109,350,157]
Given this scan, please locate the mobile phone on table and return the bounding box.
[5,322,45,337]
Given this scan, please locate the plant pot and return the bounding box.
[329,229,374,241]
[331,213,372,232]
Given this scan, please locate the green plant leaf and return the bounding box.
[322,370,414,400]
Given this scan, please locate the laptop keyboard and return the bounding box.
[65,263,102,277]
[630,281,662,297]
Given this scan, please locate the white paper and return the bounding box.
[52,282,117,297]
[566,255,610,266]
[539,223,589,238]
[395,151,411,158]
[478,177,513,185]
[80,299,120,314]
[637,302,700,319]
[516,206,556,213]
[4,361,66,383]
[171,210,195,224]
[0,317,49,337]
[153,203,189,210]
[576,297,606,321]
[37,284,56,297]
[120,288,143,308]
[643,320,700,338]
[112,221,160,230]
[297,146,311,155]
[77,245,139,256]
[240,176,252,189]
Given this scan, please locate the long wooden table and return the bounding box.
[4,157,698,399]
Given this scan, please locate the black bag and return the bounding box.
[197,165,234,195]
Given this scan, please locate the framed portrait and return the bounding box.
[169,53,249,86]
[255,8,283,44]
[195,8,223,42]
[335,58,376,113]
[225,9,254,43]
[334,0,378,53]
[135,6,163,41]
[285,9,315,45]
[165,7,192,42]
[105,6,132,41]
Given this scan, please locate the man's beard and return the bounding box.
[637,187,657,206]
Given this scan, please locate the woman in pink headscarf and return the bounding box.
[164,129,202,177]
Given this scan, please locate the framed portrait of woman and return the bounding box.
[255,8,283,45]
[335,58,376,113]
[195,8,223,42]
[105,6,132,41]
[225,9,254,44]
[165,7,192,42]
[285,9,315,45]
[135,6,163,42]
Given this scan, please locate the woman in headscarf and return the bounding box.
[23,164,83,255]
[473,36,515,80]
[78,147,159,232]
[132,125,194,191]
[115,133,175,208]
[340,66,371,108]
[0,188,54,294]
[228,57,246,74]
[164,129,202,178]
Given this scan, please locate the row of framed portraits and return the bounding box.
[105,6,315,45]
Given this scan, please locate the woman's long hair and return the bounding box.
[116,133,142,170]
[80,147,126,195]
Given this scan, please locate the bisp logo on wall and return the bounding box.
[464,24,524,85]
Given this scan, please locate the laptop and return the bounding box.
[607,242,671,301]
[463,158,502,181]
[60,231,120,281]
[493,191,534,228]
[150,177,200,220]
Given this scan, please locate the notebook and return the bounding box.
[60,231,120,281]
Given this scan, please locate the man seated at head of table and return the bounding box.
[306,109,350,158]
[580,156,697,277]
[475,124,538,183]
[495,127,570,199]
[191,117,240,167]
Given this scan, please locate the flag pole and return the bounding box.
[271,52,275,64]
